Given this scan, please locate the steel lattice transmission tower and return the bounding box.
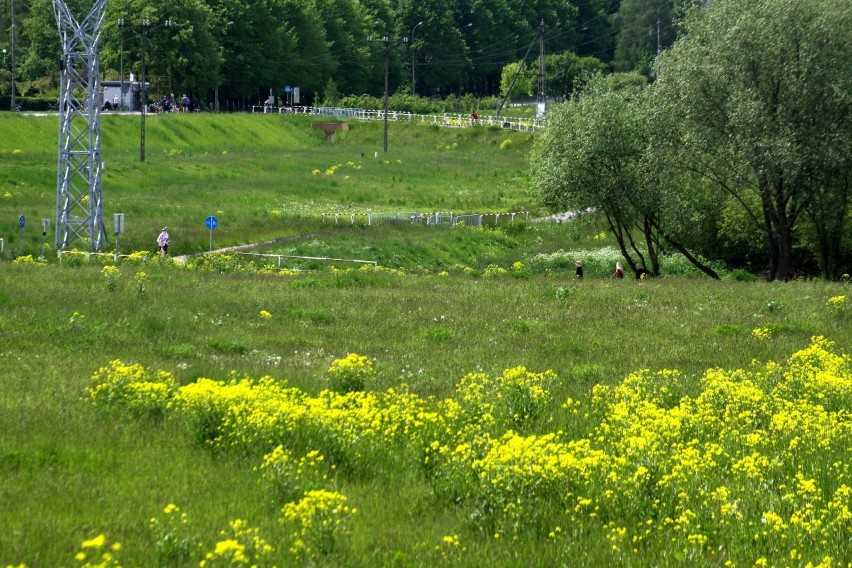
[53,0,109,251]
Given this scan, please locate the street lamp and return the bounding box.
[2,48,6,65]
[214,21,234,113]
[458,22,473,96]
[410,21,423,95]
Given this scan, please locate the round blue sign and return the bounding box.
[284,86,292,94]
[205,215,219,230]
[18,214,26,229]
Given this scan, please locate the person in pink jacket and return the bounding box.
[157,228,170,255]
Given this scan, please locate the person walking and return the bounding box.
[614,262,624,279]
[575,260,584,279]
[157,227,170,255]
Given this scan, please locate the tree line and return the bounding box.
[0,0,689,108]
[533,0,851,281]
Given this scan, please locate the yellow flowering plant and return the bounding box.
[149,503,196,565]
[74,533,122,568]
[259,446,334,503]
[280,490,356,560]
[199,519,274,567]
[88,360,177,417]
[326,353,375,393]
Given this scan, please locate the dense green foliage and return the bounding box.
[1,259,850,565]
[1,105,851,567]
[1,0,623,107]
[654,0,852,281]
[534,0,852,281]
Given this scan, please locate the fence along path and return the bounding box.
[251,105,545,133]
[321,211,530,227]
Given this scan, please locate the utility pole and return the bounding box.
[536,20,558,117]
[657,18,661,57]
[369,33,409,153]
[537,20,546,107]
[215,21,234,112]
[10,0,16,110]
[457,22,474,96]
[139,19,171,162]
[118,18,124,109]
[140,19,149,162]
[410,21,423,96]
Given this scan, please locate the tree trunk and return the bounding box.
[652,221,721,279]
[606,213,639,272]
[643,216,661,276]
[776,224,794,281]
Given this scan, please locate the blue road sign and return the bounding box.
[284,85,292,94]
[205,215,219,230]
[18,214,25,229]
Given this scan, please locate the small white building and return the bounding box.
[100,76,148,111]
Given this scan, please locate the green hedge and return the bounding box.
[0,95,58,111]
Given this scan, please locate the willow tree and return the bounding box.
[653,0,852,281]
[532,74,720,279]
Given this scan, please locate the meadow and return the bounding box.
[0,113,850,567]
[0,113,537,255]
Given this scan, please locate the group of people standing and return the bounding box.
[575,260,648,280]
[155,94,193,113]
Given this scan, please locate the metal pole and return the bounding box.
[118,19,124,109]
[140,19,148,162]
[216,21,233,113]
[10,0,16,110]
[411,21,422,95]
[657,18,661,57]
[383,37,389,153]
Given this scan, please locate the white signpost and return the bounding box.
[113,213,125,258]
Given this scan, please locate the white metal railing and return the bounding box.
[234,252,376,269]
[321,211,530,227]
[249,105,545,132]
[57,250,134,262]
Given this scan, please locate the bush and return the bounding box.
[725,268,758,282]
[326,353,376,393]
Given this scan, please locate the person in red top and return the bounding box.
[470,111,478,124]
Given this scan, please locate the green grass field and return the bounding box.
[0,113,537,256]
[0,113,850,567]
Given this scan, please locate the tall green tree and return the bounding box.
[17,0,56,82]
[654,0,852,280]
[534,73,722,278]
[611,0,675,75]
[532,74,720,278]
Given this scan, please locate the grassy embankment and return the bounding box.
[0,112,537,257]
[0,113,850,567]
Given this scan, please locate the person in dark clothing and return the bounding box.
[635,263,648,280]
[575,260,584,279]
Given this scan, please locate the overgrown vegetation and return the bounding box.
[0,99,850,566]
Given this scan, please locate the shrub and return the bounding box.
[325,354,375,393]
[88,360,177,417]
[280,490,356,560]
